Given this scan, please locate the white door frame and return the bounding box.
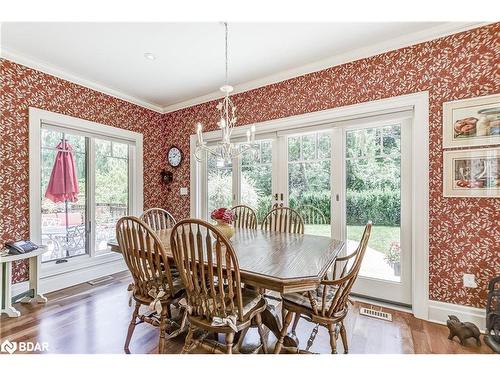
[190,92,429,320]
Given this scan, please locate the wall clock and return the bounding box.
[167,146,182,167]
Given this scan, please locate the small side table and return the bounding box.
[0,247,48,317]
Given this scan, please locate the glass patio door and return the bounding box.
[200,115,412,306]
[339,119,412,305]
[273,117,411,305]
[282,130,333,237]
[205,139,274,224]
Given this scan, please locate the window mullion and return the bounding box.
[88,138,96,258]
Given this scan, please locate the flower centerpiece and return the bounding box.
[210,207,236,239]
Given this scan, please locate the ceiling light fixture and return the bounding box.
[194,22,257,165]
[143,52,156,61]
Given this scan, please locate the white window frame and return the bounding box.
[29,108,143,288]
[190,92,429,320]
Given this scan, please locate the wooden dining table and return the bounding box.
[108,227,344,348]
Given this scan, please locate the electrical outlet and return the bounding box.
[180,187,188,196]
[463,273,477,288]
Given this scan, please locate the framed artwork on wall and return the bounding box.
[443,147,500,198]
[443,93,500,148]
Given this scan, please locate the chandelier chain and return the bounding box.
[224,22,228,86]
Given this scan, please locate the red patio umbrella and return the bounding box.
[45,140,79,203]
[45,140,80,257]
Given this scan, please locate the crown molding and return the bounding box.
[162,21,491,113]
[0,48,164,113]
[1,22,491,115]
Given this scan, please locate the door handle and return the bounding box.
[274,193,279,201]
[280,193,284,201]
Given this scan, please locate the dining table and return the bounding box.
[108,227,345,348]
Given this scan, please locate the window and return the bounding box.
[30,108,143,277]
[40,126,132,263]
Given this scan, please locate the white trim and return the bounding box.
[428,300,486,330]
[1,48,164,113]
[28,107,143,285]
[1,22,489,114]
[11,258,127,297]
[163,22,488,113]
[191,92,430,319]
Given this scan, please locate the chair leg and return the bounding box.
[182,326,195,354]
[327,323,338,354]
[158,307,169,354]
[273,310,293,354]
[225,332,235,354]
[254,312,268,354]
[124,302,140,353]
[291,312,301,334]
[340,322,349,354]
[339,322,348,354]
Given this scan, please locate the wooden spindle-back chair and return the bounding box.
[231,205,258,229]
[116,216,184,353]
[140,208,176,231]
[297,205,328,225]
[261,207,304,234]
[170,219,268,354]
[274,222,372,354]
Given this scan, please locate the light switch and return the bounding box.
[180,187,188,196]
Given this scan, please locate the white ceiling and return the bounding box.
[0,22,485,112]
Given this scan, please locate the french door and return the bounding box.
[200,113,412,305]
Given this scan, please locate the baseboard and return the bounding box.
[428,300,486,330]
[12,258,127,298]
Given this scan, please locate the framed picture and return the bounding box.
[443,94,500,148]
[443,147,500,198]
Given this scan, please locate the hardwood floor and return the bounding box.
[0,271,493,354]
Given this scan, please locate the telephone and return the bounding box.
[5,240,39,255]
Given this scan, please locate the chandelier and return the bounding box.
[194,22,257,164]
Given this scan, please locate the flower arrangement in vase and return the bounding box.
[210,208,236,239]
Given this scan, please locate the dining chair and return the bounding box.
[170,219,268,354]
[297,205,328,225]
[116,216,184,354]
[231,204,258,229]
[274,221,372,354]
[140,208,176,231]
[261,207,304,234]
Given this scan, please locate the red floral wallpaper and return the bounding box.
[0,59,171,283]
[162,24,500,308]
[1,24,499,308]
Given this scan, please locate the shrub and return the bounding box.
[346,189,400,226]
[289,189,400,226]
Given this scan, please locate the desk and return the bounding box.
[0,247,48,317]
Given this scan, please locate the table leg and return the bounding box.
[261,305,299,348]
[1,262,21,317]
[19,255,47,304]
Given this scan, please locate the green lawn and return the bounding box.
[304,224,400,255]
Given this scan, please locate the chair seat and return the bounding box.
[283,285,339,312]
[240,287,263,317]
[186,287,264,326]
[132,276,185,305]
